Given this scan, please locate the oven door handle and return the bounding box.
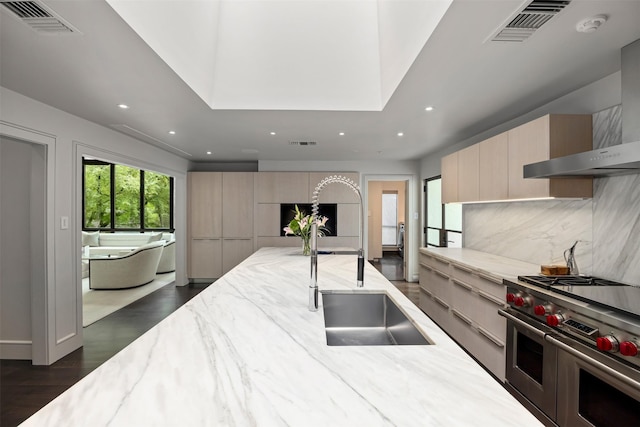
[498,309,546,339]
[545,334,640,391]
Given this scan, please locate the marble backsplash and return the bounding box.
[464,104,640,285]
[464,200,593,275]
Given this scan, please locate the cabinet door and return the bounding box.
[222,172,254,238]
[508,116,550,199]
[257,172,310,203]
[189,238,222,279]
[441,152,459,203]
[458,144,479,202]
[309,172,360,203]
[188,172,222,238]
[222,238,254,274]
[479,133,508,200]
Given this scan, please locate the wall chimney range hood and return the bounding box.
[526,38,640,179]
[524,140,640,178]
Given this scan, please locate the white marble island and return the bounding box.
[22,248,542,426]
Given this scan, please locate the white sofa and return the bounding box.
[82,232,176,278]
[89,241,165,289]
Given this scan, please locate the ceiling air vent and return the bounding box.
[489,0,571,42]
[0,0,79,34]
[289,141,317,146]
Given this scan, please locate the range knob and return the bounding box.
[546,313,565,327]
[534,305,550,316]
[514,296,531,307]
[596,335,619,353]
[506,293,516,303]
[619,341,639,357]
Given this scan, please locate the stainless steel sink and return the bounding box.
[321,291,432,346]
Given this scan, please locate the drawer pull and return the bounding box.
[433,269,450,280]
[478,290,505,307]
[452,278,473,292]
[433,296,450,309]
[477,272,501,285]
[420,288,433,298]
[451,309,473,326]
[420,263,433,271]
[477,326,505,348]
[453,264,473,274]
[192,238,221,241]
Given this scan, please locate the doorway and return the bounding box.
[0,136,47,362]
[367,180,407,281]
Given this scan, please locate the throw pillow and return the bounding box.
[82,231,100,247]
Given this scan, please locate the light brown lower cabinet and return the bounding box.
[189,238,222,279]
[419,252,507,381]
[222,238,254,274]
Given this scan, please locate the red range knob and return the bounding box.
[619,341,639,357]
[546,314,564,327]
[534,305,547,316]
[514,296,530,307]
[596,336,619,353]
[506,293,516,303]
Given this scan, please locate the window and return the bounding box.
[83,159,173,231]
[424,176,462,247]
[382,192,398,245]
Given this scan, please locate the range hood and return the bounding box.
[524,140,640,178]
[526,38,640,179]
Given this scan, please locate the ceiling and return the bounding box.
[1,0,640,163]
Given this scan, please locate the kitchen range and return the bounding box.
[499,275,640,427]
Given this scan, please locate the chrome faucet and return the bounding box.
[309,175,364,311]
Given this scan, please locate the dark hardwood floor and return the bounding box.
[369,251,419,306]
[0,282,208,427]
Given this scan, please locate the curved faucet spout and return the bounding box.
[309,175,365,311]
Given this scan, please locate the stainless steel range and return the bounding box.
[499,275,640,427]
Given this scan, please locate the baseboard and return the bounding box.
[0,340,32,360]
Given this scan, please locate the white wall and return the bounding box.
[0,86,191,364]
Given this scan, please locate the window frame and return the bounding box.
[82,159,174,232]
[424,175,462,248]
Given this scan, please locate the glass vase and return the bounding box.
[301,236,311,256]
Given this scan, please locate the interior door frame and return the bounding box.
[363,174,416,282]
[0,121,56,365]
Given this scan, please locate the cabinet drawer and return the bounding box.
[468,325,506,382]
[475,289,507,339]
[450,277,475,312]
[419,288,451,334]
[420,252,449,271]
[474,272,505,300]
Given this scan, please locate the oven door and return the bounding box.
[548,335,640,427]
[500,309,558,420]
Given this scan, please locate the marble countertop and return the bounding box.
[23,248,542,426]
[420,247,541,282]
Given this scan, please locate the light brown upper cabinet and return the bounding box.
[479,132,509,201]
[309,172,360,203]
[457,144,480,202]
[188,172,222,238]
[441,152,459,203]
[257,172,310,203]
[222,172,254,238]
[441,114,593,203]
[508,114,592,199]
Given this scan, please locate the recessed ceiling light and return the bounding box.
[397,132,404,137]
[206,151,212,155]
[425,106,434,111]
[339,132,345,136]
[270,131,276,135]
[117,104,129,109]
[168,130,176,135]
